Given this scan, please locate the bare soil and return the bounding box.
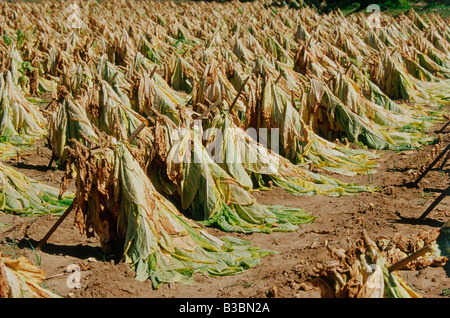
[1,123,449,299]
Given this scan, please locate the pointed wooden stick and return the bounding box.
[16,149,22,164]
[109,71,119,85]
[418,185,450,221]
[127,116,155,143]
[413,144,450,186]
[47,153,56,169]
[149,65,158,80]
[36,202,75,250]
[230,75,250,112]
[438,120,450,133]
[274,72,283,85]
[190,97,223,128]
[439,150,449,170]
[388,245,433,272]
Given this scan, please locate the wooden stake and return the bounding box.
[344,61,353,75]
[418,185,450,221]
[149,65,158,80]
[16,149,21,163]
[109,71,119,85]
[127,116,155,144]
[388,245,433,272]
[438,120,450,133]
[47,153,55,169]
[274,72,283,85]
[439,150,449,170]
[230,75,250,112]
[36,202,75,250]
[194,97,223,123]
[413,144,450,186]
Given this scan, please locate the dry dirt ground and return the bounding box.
[1,121,449,301]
